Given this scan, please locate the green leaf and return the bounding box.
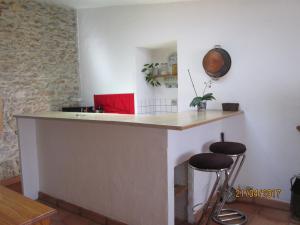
[202,93,213,98]
[201,93,216,101]
[142,68,147,72]
[190,96,203,107]
[155,63,159,66]
[144,64,149,66]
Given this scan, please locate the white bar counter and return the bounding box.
[15,110,242,130]
[15,110,244,225]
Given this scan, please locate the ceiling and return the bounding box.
[36,0,199,9]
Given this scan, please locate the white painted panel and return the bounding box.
[36,119,168,225]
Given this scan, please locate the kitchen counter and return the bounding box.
[15,110,242,130]
[16,109,244,225]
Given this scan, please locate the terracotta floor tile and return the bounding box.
[249,214,288,225]
[51,221,66,225]
[228,202,261,215]
[225,202,259,224]
[62,213,92,225]
[205,213,252,225]
[52,208,74,221]
[107,217,127,225]
[257,207,290,223]
[43,202,103,225]
[289,217,300,225]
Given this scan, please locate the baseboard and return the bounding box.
[0,176,21,186]
[38,192,128,225]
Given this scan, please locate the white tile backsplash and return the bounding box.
[138,98,178,114]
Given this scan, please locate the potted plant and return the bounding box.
[188,70,216,111]
[141,63,161,87]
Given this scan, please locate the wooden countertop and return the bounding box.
[0,185,56,225]
[15,110,243,131]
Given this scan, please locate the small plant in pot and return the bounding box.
[141,63,161,87]
[190,92,216,111]
[188,70,216,111]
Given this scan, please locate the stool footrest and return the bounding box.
[213,208,247,225]
[218,211,240,217]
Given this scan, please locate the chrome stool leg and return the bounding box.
[209,141,248,225]
[229,154,246,189]
[214,170,230,216]
[206,170,230,225]
[223,154,246,203]
[196,169,232,225]
[213,156,247,224]
[212,169,247,225]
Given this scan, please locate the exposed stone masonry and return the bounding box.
[0,0,80,179]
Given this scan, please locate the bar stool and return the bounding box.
[189,153,234,225]
[209,141,247,225]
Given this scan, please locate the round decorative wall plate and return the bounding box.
[202,47,231,79]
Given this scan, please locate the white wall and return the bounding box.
[77,0,300,201]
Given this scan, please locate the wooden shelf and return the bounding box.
[155,74,177,78]
[175,185,187,197]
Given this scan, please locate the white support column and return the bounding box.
[17,118,39,200]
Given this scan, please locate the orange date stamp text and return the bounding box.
[236,187,282,199]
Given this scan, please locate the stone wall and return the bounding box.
[0,0,80,179]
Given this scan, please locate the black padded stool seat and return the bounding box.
[189,153,233,171]
[210,142,246,155]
